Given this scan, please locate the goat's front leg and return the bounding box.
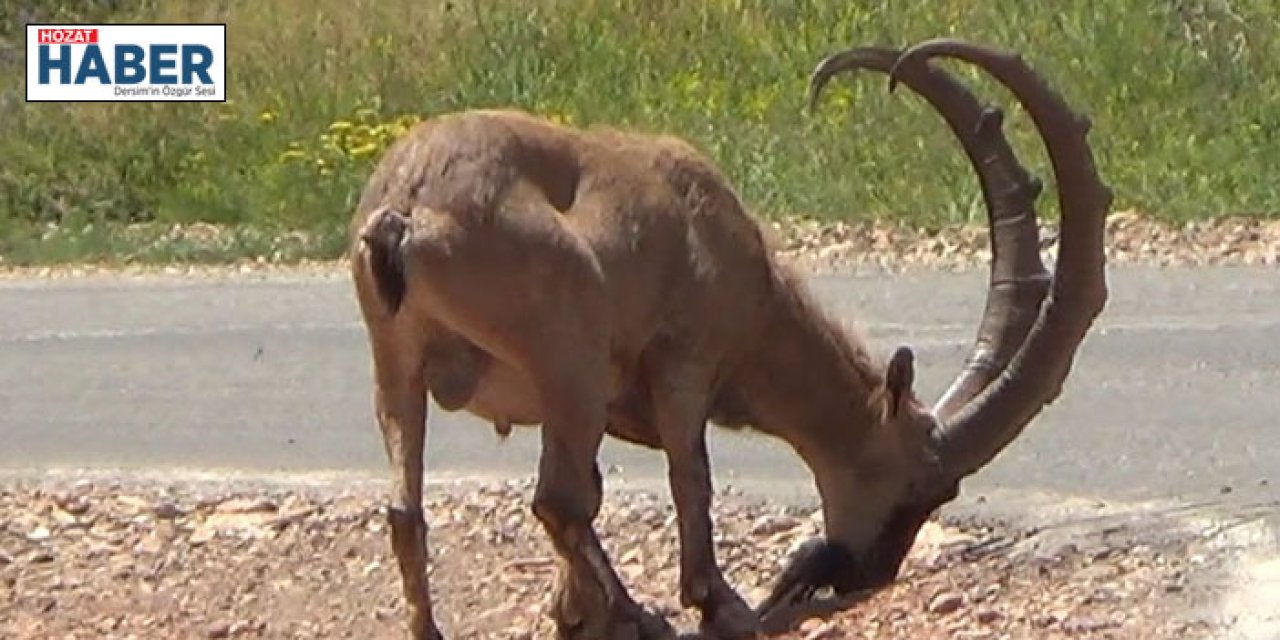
[532,362,675,640]
[652,363,761,639]
[370,330,444,640]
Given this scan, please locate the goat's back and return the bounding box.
[351,109,782,358]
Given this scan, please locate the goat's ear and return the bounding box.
[885,346,915,419]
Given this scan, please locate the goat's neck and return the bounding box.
[729,279,887,471]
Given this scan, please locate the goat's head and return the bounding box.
[758,40,1112,623]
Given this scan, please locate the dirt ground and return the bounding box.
[0,477,1227,639]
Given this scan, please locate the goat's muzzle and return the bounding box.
[754,485,956,630]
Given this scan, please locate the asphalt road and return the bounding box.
[2,265,1278,514]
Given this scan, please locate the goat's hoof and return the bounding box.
[700,593,763,640]
[550,566,674,639]
[553,605,675,640]
[611,607,676,640]
[409,624,444,640]
[631,606,678,640]
[412,621,445,640]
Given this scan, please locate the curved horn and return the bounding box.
[889,39,1112,479]
[809,47,1051,419]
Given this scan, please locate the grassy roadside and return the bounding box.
[2,0,1278,265]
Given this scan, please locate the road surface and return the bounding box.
[1,265,1277,513]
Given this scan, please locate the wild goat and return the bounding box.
[349,39,1110,640]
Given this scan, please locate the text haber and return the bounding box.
[38,28,99,45]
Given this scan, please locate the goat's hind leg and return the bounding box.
[384,202,670,638]
[367,321,444,640]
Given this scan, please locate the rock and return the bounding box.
[51,507,81,527]
[1076,562,1121,582]
[1084,585,1123,605]
[34,595,57,613]
[205,620,232,638]
[913,522,978,552]
[1060,614,1121,633]
[109,558,133,580]
[58,496,91,516]
[26,525,52,542]
[94,615,122,633]
[189,524,217,545]
[800,618,840,639]
[975,606,1002,625]
[974,583,1001,603]
[136,532,169,555]
[115,495,152,514]
[215,497,277,515]
[153,501,182,520]
[1032,613,1060,629]
[617,546,642,566]
[927,591,965,615]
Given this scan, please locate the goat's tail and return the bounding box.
[358,207,410,314]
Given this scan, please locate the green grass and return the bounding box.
[2,0,1278,265]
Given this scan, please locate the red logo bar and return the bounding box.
[37,28,99,45]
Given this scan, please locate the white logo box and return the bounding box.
[26,24,227,102]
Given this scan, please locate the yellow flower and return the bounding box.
[349,142,380,157]
[258,110,278,125]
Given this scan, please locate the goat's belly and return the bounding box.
[462,362,544,430]
[428,341,657,446]
[422,333,543,432]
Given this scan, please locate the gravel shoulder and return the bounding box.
[766,210,1280,273]
[1,477,1232,639]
